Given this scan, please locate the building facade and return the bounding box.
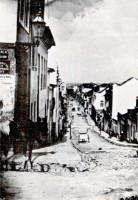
[0,0,18,131]
[0,0,56,152]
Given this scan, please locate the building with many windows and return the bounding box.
[0,0,55,152]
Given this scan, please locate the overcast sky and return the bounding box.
[45,0,138,83]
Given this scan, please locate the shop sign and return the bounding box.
[0,74,15,113]
[0,50,9,59]
[0,61,10,74]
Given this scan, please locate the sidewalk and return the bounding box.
[4,128,81,172]
[32,130,81,165]
[86,114,138,148]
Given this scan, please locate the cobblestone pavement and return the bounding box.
[70,100,138,172]
[1,99,138,200]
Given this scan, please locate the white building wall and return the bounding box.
[73,86,78,93]
[30,70,37,99]
[112,78,138,120]
[93,90,106,111]
[0,0,17,43]
[82,88,91,93]
[30,41,48,121]
[0,74,15,114]
[60,82,66,96]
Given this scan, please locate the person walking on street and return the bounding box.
[58,115,63,141]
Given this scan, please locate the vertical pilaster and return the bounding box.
[14,45,30,153]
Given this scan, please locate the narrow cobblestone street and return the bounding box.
[1,99,138,200]
[71,100,138,172]
[1,1,138,199]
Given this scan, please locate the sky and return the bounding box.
[45,0,138,83]
[0,0,137,83]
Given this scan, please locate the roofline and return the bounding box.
[50,84,57,87]
[97,85,112,93]
[116,77,138,86]
[48,68,55,73]
[44,26,56,47]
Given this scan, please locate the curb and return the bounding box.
[93,128,138,148]
[86,118,138,148]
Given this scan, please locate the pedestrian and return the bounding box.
[109,128,113,138]
[99,121,102,135]
[58,115,63,141]
[59,130,63,141]
[23,120,35,170]
[0,131,10,171]
[119,131,124,141]
[9,120,19,154]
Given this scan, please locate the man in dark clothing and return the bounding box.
[0,131,10,170]
[23,120,35,169]
[59,130,63,141]
[9,120,19,154]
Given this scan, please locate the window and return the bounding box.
[38,53,40,74]
[45,60,47,89]
[19,0,24,21]
[24,0,29,27]
[38,53,40,91]
[43,59,45,89]
[19,0,30,29]
[32,46,36,66]
[31,102,33,120]
[34,102,36,121]
[43,59,47,89]
[41,56,43,90]
[100,100,104,108]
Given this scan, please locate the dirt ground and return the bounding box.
[1,100,138,200]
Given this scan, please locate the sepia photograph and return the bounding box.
[0,0,138,199]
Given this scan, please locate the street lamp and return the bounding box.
[32,12,46,46]
[16,12,46,48]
